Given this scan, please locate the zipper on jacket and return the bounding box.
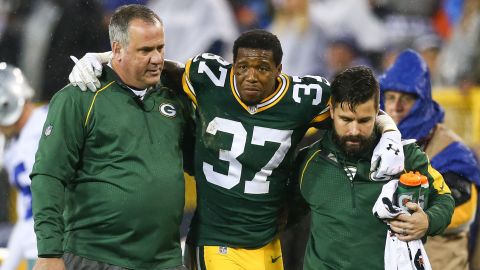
[338,153,357,209]
[141,93,154,144]
[143,112,153,144]
[349,178,356,209]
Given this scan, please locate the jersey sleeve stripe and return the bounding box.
[182,59,198,106]
[84,80,115,127]
[300,149,322,186]
[309,96,331,124]
[428,163,452,195]
[309,107,330,124]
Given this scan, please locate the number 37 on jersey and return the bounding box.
[183,53,331,196]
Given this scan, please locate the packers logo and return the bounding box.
[159,103,176,118]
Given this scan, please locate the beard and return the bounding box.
[332,129,376,159]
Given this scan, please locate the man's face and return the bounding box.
[233,48,281,105]
[331,98,377,158]
[383,91,417,124]
[113,19,165,89]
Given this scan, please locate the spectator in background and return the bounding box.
[372,0,440,49]
[412,33,442,87]
[309,0,387,53]
[18,0,108,102]
[380,49,480,270]
[0,63,46,270]
[268,0,327,76]
[380,32,442,75]
[0,0,33,65]
[324,34,372,80]
[147,0,238,63]
[228,0,273,32]
[435,0,480,90]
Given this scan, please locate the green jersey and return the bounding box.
[31,66,194,270]
[182,53,331,247]
[297,132,454,270]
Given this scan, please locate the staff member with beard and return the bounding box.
[289,66,454,270]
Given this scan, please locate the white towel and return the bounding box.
[372,180,432,270]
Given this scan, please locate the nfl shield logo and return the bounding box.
[44,124,53,136]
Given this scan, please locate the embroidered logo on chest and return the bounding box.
[159,103,177,118]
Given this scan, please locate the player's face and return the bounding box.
[383,91,417,124]
[113,19,164,89]
[331,98,377,158]
[234,48,281,105]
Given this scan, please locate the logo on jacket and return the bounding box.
[44,124,53,136]
[159,103,176,118]
[369,170,394,182]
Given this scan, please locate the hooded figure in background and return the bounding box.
[380,49,480,270]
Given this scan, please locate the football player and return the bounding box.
[68,29,404,270]
[0,63,45,270]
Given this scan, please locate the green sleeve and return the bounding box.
[403,143,455,236]
[30,87,88,256]
[31,174,66,257]
[425,191,455,236]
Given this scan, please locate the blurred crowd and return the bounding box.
[0,0,479,103]
[1,0,480,269]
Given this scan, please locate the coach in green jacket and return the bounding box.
[30,5,193,270]
[294,66,454,270]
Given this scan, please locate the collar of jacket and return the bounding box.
[102,65,161,95]
[101,65,160,112]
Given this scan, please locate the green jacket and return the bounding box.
[295,131,454,270]
[31,66,194,270]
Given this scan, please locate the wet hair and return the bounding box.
[109,4,163,47]
[330,66,379,112]
[233,29,283,65]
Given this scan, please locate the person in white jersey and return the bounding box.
[0,63,46,270]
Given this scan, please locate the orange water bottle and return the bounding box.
[396,172,422,212]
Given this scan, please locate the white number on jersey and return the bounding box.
[194,53,229,87]
[292,75,328,105]
[203,117,293,194]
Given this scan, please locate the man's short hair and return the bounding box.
[233,29,283,66]
[109,4,163,47]
[330,66,379,112]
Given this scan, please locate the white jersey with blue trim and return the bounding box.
[3,106,47,221]
[1,105,47,265]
